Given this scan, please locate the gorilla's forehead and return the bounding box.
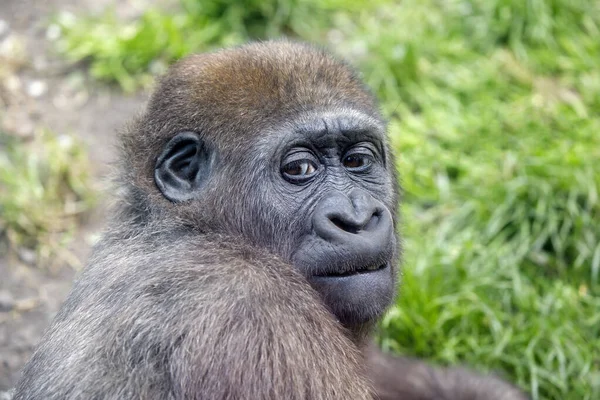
[291,109,385,140]
[280,109,386,151]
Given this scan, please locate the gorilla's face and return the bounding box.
[268,110,398,325]
[154,108,398,327]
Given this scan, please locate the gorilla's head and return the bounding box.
[122,41,400,327]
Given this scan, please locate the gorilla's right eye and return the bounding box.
[284,160,316,176]
[281,155,319,183]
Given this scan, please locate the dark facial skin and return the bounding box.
[282,114,396,324]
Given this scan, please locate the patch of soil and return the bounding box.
[0,0,148,390]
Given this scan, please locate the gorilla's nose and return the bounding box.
[312,190,393,249]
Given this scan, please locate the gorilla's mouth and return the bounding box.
[314,262,389,278]
[307,259,395,325]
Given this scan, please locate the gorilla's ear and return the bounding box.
[154,132,214,202]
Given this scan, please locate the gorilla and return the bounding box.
[13,40,527,400]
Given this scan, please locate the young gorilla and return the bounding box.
[13,41,526,400]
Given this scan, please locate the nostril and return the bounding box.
[330,217,360,234]
[329,210,380,235]
[363,212,380,231]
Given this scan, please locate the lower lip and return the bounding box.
[308,262,394,323]
[310,262,391,285]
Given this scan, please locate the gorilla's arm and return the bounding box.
[13,234,371,400]
[366,345,528,400]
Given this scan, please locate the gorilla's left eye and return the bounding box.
[342,149,374,172]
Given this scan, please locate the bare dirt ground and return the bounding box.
[0,0,148,390]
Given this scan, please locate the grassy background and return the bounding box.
[0,38,97,268]
[0,130,96,267]
[7,0,599,398]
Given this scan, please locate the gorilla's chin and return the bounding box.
[308,261,395,326]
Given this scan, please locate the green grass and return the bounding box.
[51,0,600,398]
[0,130,96,267]
[51,0,361,91]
